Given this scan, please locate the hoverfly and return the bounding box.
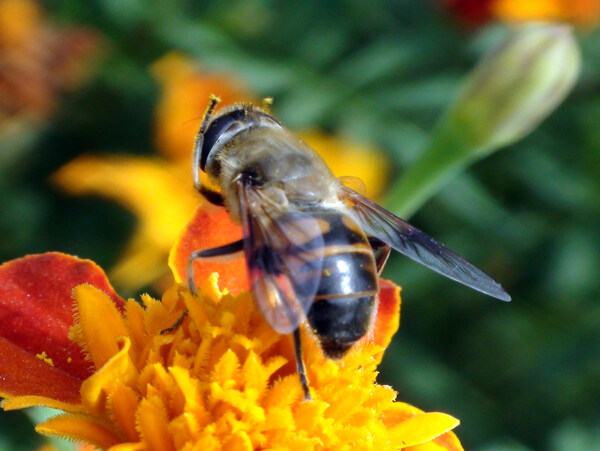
[184,97,510,399]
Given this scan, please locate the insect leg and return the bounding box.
[198,185,225,206]
[160,310,188,334]
[368,237,392,275]
[293,328,312,401]
[187,239,244,295]
[161,239,244,335]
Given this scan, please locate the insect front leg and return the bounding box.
[161,239,244,335]
[192,95,220,191]
[192,95,225,206]
[187,239,245,294]
[197,186,225,206]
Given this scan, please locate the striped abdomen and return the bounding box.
[306,210,379,359]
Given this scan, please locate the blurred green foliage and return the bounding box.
[1,1,600,450]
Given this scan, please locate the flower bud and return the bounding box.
[446,23,581,153]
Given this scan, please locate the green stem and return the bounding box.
[383,119,489,219]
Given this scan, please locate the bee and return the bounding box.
[186,97,510,399]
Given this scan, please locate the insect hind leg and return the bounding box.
[161,239,244,335]
[368,237,391,275]
[293,328,312,401]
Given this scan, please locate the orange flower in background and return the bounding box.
[0,204,463,450]
[0,0,100,124]
[52,53,248,291]
[153,53,255,162]
[53,53,391,292]
[493,0,600,26]
[443,0,600,27]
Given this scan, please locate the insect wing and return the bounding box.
[342,186,510,301]
[239,183,325,334]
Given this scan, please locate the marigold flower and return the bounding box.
[0,0,100,124]
[443,0,600,27]
[152,52,255,162]
[52,53,391,291]
[51,53,250,291]
[0,205,463,450]
[493,0,600,26]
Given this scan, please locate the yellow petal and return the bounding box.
[405,435,465,451]
[80,337,137,415]
[223,431,253,451]
[388,412,460,448]
[36,413,121,449]
[493,0,600,26]
[151,52,254,162]
[52,156,200,290]
[212,349,240,386]
[181,287,209,330]
[72,284,128,369]
[108,383,140,442]
[137,397,176,451]
[107,443,147,451]
[124,299,147,360]
[299,130,391,199]
[264,375,302,409]
[170,365,209,425]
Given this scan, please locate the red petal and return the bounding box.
[170,203,248,293]
[0,253,124,401]
[0,338,83,404]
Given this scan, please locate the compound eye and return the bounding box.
[200,108,245,171]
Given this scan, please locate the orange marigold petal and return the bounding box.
[137,397,176,451]
[170,366,208,423]
[36,413,122,449]
[0,253,124,400]
[80,337,138,415]
[52,156,201,291]
[108,443,147,451]
[433,429,464,451]
[1,395,84,412]
[223,431,253,451]
[72,284,129,369]
[151,52,254,162]
[406,429,464,451]
[492,0,600,26]
[359,278,401,362]
[124,299,147,360]
[169,203,248,293]
[108,383,140,442]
